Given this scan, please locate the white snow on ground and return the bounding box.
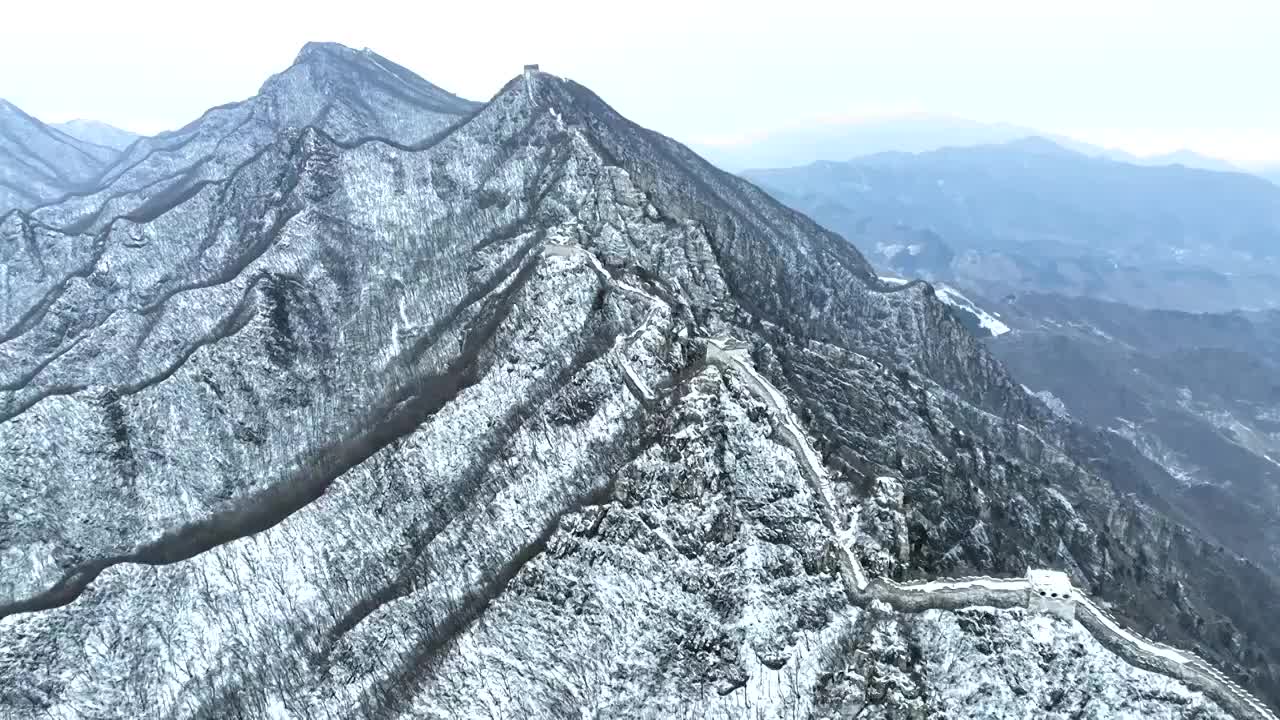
[361,51,421,93]
[874,243,905,261]
[933,285,1011,337]
[912,608,1233,720]
[877,276,1011,337]
[705,337,870,591]
[544,243,666,404]
[1028,614,1057,645]
[895,576,1031,593]
[1109,418,1202,486]
[700,334,1278,717]
[1022,384,1072,419]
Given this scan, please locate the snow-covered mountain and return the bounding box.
[1,46,1277,719]
[0,99,119,215]
[52,119,140,152]
[27,41,481,233]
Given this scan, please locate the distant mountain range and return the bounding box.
[3,42,1280,719]
[1131,149,1243,173]
[691,115,1037,171]
[746,137,1280,312]
[52,119,139,151]
[0,99,120,214]
[748,129,1280,610]
[692,113,1257,178]
[12,42,479,232]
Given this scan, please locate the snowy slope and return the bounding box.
[28,42,480,232]
[935,284,1011,336]
[0,99,119,214]
[849,604,1231,719]
[52,119,140,151]
[0,47,1276,719]
[880,275,1010,336]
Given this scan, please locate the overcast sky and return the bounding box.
[4,0,1278,168]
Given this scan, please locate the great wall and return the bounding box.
[544,241,1280,720]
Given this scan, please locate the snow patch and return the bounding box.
[877,276,1011,337]
[1022,385,1071,419]
[934,285,1011,337]
[1109,418,1202,486]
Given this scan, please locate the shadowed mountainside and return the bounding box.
[746,140,1280,312]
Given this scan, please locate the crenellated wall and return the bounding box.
[702,327,1279,720]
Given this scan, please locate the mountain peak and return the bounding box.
[286,40,397,80]
[23,40,483,230]
[288,41,417,81]
[292,40,363,64]
[271,40,479,121]
[0,96,120,214]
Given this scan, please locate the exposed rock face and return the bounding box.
[0,49,1275,718]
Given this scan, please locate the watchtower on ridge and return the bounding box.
[706,337,751,366]
[1026,568,1076,619]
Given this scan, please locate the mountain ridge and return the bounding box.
[1,46,1278,718]
[693,111,1254,178]
[51,119,139,153]
[0,98,122,215]
[23,41,481,233]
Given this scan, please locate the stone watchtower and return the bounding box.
[1026,568,1076,619]
[706,337,751,366]
[522,64,540,99]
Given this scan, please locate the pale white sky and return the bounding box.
[3,0,1279,167]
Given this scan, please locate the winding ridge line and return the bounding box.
[705,334,1279,720]
[706,336,868,593]
[544,243,663,404]
[551,239,1276,718]
[3,223,1271,715]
